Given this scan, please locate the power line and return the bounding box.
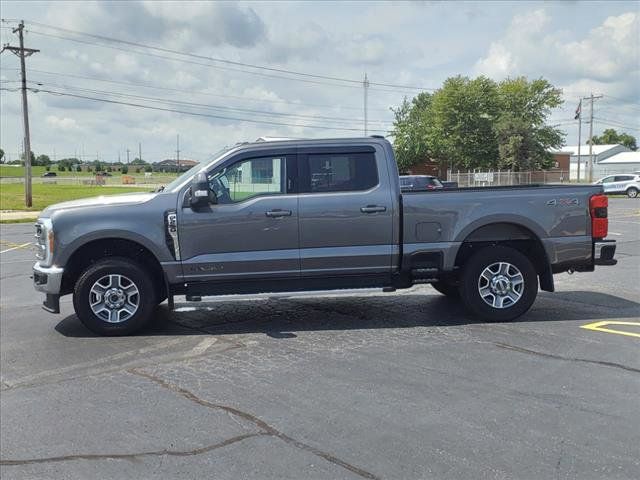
[2,67,393,113]
[23,28,419,95]
[27,87,390,133]
[593,117,640,132]
[25,80,393,126]
[19,20,435,92]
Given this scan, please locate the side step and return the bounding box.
[411,267,439,283]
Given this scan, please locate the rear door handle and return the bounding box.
[265,209,292,218]
[360,205,387,214]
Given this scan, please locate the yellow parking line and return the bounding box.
[581,321,640,339]
[0,242,32,254]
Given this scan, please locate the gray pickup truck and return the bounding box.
[33,137,616,335]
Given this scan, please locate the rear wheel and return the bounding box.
[431,281,460,298]
[459,246,538,322]
[627,187,638,198]
[73,257,157,336]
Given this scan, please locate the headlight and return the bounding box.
[34,218,54,265]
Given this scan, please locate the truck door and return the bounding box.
[297,145,395,278]
[177,150,299,283]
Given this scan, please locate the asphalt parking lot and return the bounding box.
[1,198,638,479]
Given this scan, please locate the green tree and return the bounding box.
[390,92,433,172]
[95,161,103,172]
[0,148,5,163]
[121,165,129,174]
[20,150,35,165]
[429,75,500,170]
[590,128,637,151]
[76,165,82,173]
[389,75,564,172]
[495,77,564,170]
[35,154,51,166]
[131,157,147,165]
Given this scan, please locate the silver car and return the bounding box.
[595,174,640,198]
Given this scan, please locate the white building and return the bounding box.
[557,144,633,180]
[596,151,640,178]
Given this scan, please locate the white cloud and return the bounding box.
[45,115,81,131]
[475,10,639,86]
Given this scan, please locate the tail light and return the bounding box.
[589,194,608,239]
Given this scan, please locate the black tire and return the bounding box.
[459,246,538,322]
[431,281,460,298]
[627,187,638,198]
[73,257,157,336]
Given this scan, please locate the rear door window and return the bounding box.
[300,152,378,193]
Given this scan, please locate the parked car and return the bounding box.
[594,174,640,198]
[41,172,57,177]
[33,137,616,335]
[400,175,443,191]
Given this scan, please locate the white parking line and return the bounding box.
[608,232,622,236]
[0,242,32,254]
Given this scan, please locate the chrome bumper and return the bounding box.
[594,240,617,266]
[33,262,64,294]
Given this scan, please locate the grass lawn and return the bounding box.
[0,184,151,211]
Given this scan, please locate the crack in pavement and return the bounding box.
[0,433,265,466]
[495,343,640,374]
[128,368,381,480]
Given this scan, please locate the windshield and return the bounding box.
[163,146,234,192]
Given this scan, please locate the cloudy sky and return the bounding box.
[1,0,638,163]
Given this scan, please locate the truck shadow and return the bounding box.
[55,290,640,338]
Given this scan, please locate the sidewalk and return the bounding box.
[0,210,41,222]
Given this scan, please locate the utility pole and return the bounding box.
[1,20,39,207]
[176,134,180,171]
[126,148,130,164]
[584,93,603,183]
[138,142,142,163]
[363,73,370,136]
[576,99,582,182]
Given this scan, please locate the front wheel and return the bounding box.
[73,257,157,336]
[627,187,638,198]
[459,246,538,322]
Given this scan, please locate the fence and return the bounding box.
[447,170,570,188]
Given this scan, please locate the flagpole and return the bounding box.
[576,99,582,183]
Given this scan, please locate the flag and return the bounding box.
[574,100,582,120]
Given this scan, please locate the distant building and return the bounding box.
[556,144,632,180]
[152,159,199,172]
[596,151,640,177]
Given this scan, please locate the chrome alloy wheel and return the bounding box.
[89,274,140,323]
[477,262,524,309]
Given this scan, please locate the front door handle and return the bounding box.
[265,209,292,218]
[360,205,387,214]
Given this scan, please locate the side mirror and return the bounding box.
[190,172,216,208]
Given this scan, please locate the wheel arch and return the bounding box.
[60,237,166,298]
[454,221,554,292]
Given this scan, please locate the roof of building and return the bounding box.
[598,151,640,164]
[154,159,198,166]
[558,144,626,156]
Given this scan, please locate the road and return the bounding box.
[1,198,639,479]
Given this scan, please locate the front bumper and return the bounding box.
[33,263,64,313]
[594,240,617,266]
